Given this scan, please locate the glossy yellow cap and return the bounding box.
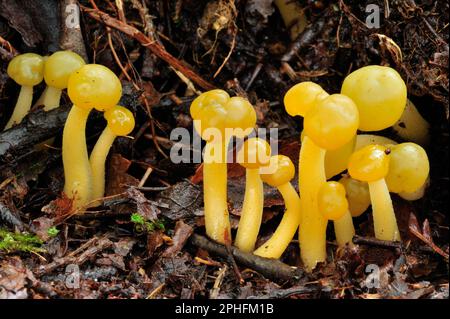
[237,137,271,169]
[341,65,407,131]
[385,142,429,193]
[190,90,256,141]
[339,176,370,217]
[104,105,135,136]
[44,51,85,89]
[7,53,44,86]
[348,144,390,182]
[318,181,348,221]
[304,94,359,150]
[260,155,295,187]
[284,82,328,117]
[68,64,122,111]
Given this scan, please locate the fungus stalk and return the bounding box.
[318,181,353,247]
[393,100,430,146]
[334,212,355,247]
[6,85,34,129]
[298,136,327,268]
[202,139,231,243]
[369,178,400,241]
[235,138,271,252]
[190,90,256,244]
[254,155,300,259]
[63,64,122,209]
[63,105,93,207]
[349,145,400,241]
[5,53,44,129]
[90,105,135,202]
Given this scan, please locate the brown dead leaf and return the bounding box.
[0,257,29,299]
[126,187,160,221]
[147,230,165,257]
[106,154,139,196]
[30,216,54,241]
[41,193,73,220]
[408,213,449,261]
[162,221,193,257]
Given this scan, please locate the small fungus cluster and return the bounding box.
[4,51,135,210]
[191,65,430,272]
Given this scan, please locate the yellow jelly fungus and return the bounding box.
[285,86,359,271]
[90,105,135,203]
[284,82,328,117]
[235,138,271,252]
[318,182,348,221]
[385,142,429,194]
[304,94,359,151]
[68,64,122,111]
[190,90,256,244]
[341,65,407,131]
[63,64,122,209]
[393,100,430,146]
[5,53,45,129]
[339,176,370,217]
[318,181,354,247]
[38,51,85,111]
[348,145,400,241]
[255,155,300,259]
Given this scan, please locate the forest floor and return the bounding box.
[0,0,448,299]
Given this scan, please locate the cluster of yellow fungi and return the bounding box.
[5,51,430,274]
[191,65,430,272]
[5,51,135,210]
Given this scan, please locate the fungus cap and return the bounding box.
[284,82,328,117]
[348,144,390,182]
[237,137,271,169]
[68,64,122,111]
[191,91,256,141]
[304,94,359,150]
[318,181,348,221]
[341,65,407,131]
[224,97,257,138]
[104,105,135,136]
[260,155,295,187]
[7,53,45,86]
[190,89,230,119]
[44,51,85,89]
[339,176,370,217]
[385,142,429,193]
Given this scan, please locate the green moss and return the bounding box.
[130,213,165,233]
[0,228,45,254]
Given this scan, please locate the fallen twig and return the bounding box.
[80,5,216,91]
[189,234,306,283]
[0,104,70,158]
[352,235,403,250]
[35,237,113,276]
